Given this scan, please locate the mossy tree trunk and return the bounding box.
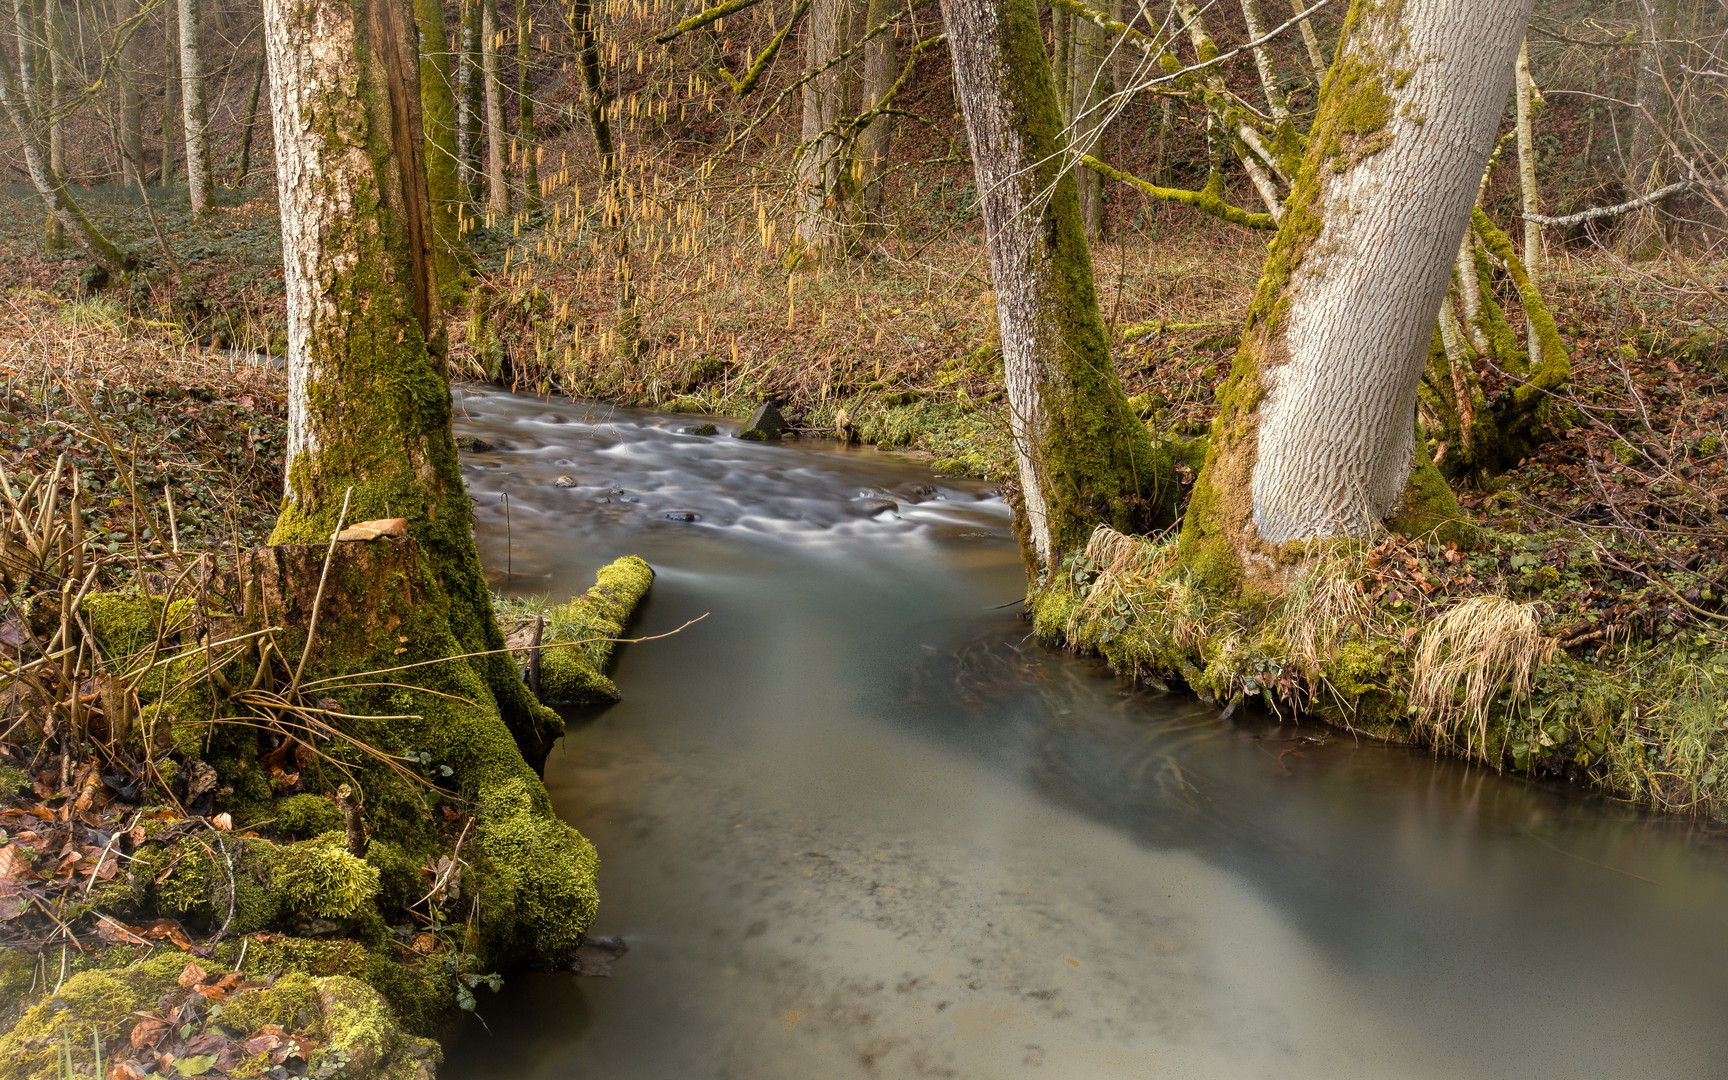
[943,0,1176,577]
[413,0,473,285]
[1178,0,1533,597]
[177,0,212,214]
[262,0,562,763]
[514,0,538,212]
[0,29,136,281]
[796,0,849,260]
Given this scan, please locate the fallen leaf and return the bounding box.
[211,813,232,833]
[130,1017,168,1049]
[191,984,227,1001]
[141,919,192,949]
[0,844,29,888]
[172,1053,218,1076]
[95,914,149,945]
[177,962,208,989]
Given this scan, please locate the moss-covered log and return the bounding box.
[518,554,654,704]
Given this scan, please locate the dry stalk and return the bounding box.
[1412,595,1557,760]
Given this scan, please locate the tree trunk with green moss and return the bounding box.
[1179,0,1533,596]
[262,0,561,765]
[856,0,893,234]
[414,0,473,284]
[0,38,136,281]
[943,0,1176,576]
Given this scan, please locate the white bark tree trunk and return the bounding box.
[1181,0,1533,589]
[1290,0,1326,81]
[1514,37,1540,370]
[1248,0,1532,543]
[943,0,1175,571]
[177,0,212,214]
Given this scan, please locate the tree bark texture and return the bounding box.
[161,7,178,182]
[43,0,63,246]
[117,0,146,185]
[1180,0,1533,592]
[457,0,481,203]
[234,50,266,184]
[1514,36,1540,370]
[943,0,1175,573]
[1625,0,1674,254]
[414,0,471,282]
[857,0,893,233]
[796,0,847,259]
[482,0,507,214]
[262,0,565,766]
[1068,12,1105,239]
[177,0,212,212]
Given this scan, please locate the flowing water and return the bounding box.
[442,390,1728,1079]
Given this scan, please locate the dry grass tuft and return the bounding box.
[1412,595,1557,759]
[1281,556,1372,675]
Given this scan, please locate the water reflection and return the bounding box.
[444,391,1728,1080]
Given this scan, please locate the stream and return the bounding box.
[441,390,1728,1079]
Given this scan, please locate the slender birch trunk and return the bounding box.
[1290,0,1325,82]
[457,0,481,203]
[943,0,1176,573]
[796,0,847,260]
[415,0,472,281]
[482,0,508,215]
[1625,0,1674,255]
[1180,0,1533,594]
[515,0,538,212]
[856,0,893,234]
[177,0,211,214]
[1514,37,1540,371]
[1239,0,1287,121]
[116,0,146,185]
[43,0,63,247]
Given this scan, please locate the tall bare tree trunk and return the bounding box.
[1068,13,1105,239]
[117,0,146,185]
[568,0,638,362]
[1239,0,1287,121]
[177,0,210,213]
[514,0,538,212]
[943,0,1176,573]
[1180,0,1533,595]
[160,8,178,184]
[482,0,507,215]
[415,0,471,282]
[1625,0,1673,256]
[43,0,64,247]
[457,0,481,203]
[233,49,265,184]
[796,0,847,260]
[857,0,893,234]
[1514,37,1541,371]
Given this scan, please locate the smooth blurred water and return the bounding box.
[443,389,1728,1080]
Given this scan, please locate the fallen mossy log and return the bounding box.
[504,555,655,706]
